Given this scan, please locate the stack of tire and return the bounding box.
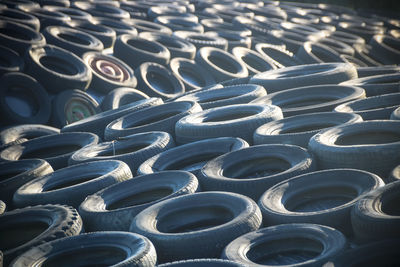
[0,0,399,266]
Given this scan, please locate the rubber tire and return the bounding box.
[308,120,400,178]
[251,85,366,117]
[391,107,400,120]
[253,112,363,148]
[100,88,149,111]
[0,124,59,147]
[254,43,301,68]
[198,144,315,201]
[104,101,202,141]
[222,223,347,267]
[69,131,175,172]
[13,160,132,208]
[0,45,23,76]
[232,47,276,75]
[134,62,185,100]
[25,45,92,93]
[10,232,157,267]
[155,16,204,33]
[129,191,262,263]
[259,169,384,235]
[249,63,358,94]
[82,52,137,94]
[50,89,101,128]
[123,18,172,35]
[356,65,400,78]
[17,7,69,30]
[0,132,99,170]
[0,159,53,208]
[79,171,198,231]
[296,41,345,64]
[72,2,129,20]
[0,205,83,267]
[173,31,228,51]
[137,137,248,177]
[0,200,4,214]
[175,104,282,145]
[340,73,400,97]
[158,259,246,267]
[0,7,40,31]
[207,31,251,52]
[369,35,400,65]
[91,17,139,37]
[0,72,51,126]
[43,6,92,21]
[61,98,163,140]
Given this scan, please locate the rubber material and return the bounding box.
[0,124,59,147]
[100,88,149,111]
[0,45,23,76]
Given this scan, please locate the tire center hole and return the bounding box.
[208,55,238,73]
[335,131,400,145]
[0,221,49,251]
[5,86,39,117]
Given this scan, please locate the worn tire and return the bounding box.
[232,47,277,75]
[0,124,59,147]
[340,73,400,97]
[0,45,23,76]
[101,88,149,111]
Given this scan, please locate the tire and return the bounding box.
[0,200,5,214]
[155,16,204,33]
[10,232,157,267]
[356,65,400,78]
[91,17,139,36]
[252,85,366,117]
[340,73,400,97]
[105,101,202,141]
[296,41,345,64]
[83,52,137,94]
[334,92,400,120]
[169,57,215,92]
[74,2,130,20]
[255,43,301,68]
[43,6,92,21]
[79,171,198,231]
[176,84,267,110]
[176,104,282,145]
[158,259,246,267]
[259,169,383,235]
[0,7,40,31]
[353,44,383,67]
[222,223,347,267]
[174,31,228,51]
[0,159,53,208]
[201,20,251,37]
[387,165,400,183]
[0,132,99,170]
[18,6,70,30]
[0,45,23,76]
[147,5,188,21]
[329,30,365,47]
[25,45,92,93]
[391,107,400,120]
[139,31,196,59]
[0,124,59,147]
[266,30,312,54]
[351,181,400,242]
[69,131,175,172]
[101,88,149,111]
[0,72,51,126]
[123,18,172,35]
[137,137,248,177]
[129,191,262,263]
[249,63,358,94]
[135,62,185,100]
[253,112,363,148]
[0,20,45,55]
[339,54,368,67]
[13,160,132,208]
[208,31,251,52]
[317,37,355,56]
[198,144,315,201]
[114,35,170,70]
[195,47,248,83]
[50,89,101,128]
[0,205,83,266]
[232,47,276,75]
[308,120,400,178]
[65,19,116,49]
[369,35,400,65]
[61,98,163,140]
[42,26,103,57]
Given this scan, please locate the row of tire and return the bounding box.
[1,0,400,266]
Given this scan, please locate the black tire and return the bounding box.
[13,160,132,208]
[175,104,282,145]
[249,63,358,94]
[259,169,383,235]
[266,30,312,54]
[308,120,400,178]
[329,30,365,47]
[65,19,116,49]
[391,107,400,120]
[0,205,83,266]
[222,223,347,267]
[83,52,137,94]
[18,6,70,30]
[296,41,345,64]
[0,7,40,31]
[198,144,315,201]
[79,171,198,231]
[10,232,157,267]
[123,18,172,35]
[50,89,101,128]
[208,31,251,53]
[0,132,99,170]
[114,35,170,69]
[0,124,59,147]
[176,84,267,110]
[70,131,175,172]
[356,65,400,78]
[0,20,45,55]
[135,62,185,100]
[334,92,400,120]
[137,137,248,177]
[158,259,246,267]
[0,159,53,208]
[353,43,383,67]
[43,6,92,21]
[351,181,400,242]
[155,16,204,33]
[317,37,355,56]
[174,31,228,51]
[129,191,262,263]
[101,88,149,111]
[340,73,400,97]
[0,45,23,76]
[339,54,368,67]
[75,2,130,20]
[254,112,363,148]
[169,57,216,92]
[195,47,248,83]
[201,19,251,37]
[104,101,202,141]
[91,17,139,37]
[387,165,400,183]
[232,47,276,75]
[147,5,187,21]
[0,72,51,126]
[254,43,301,68]
[25,45,92,93]
[42,26,104,57]
[61,98,163,140]
[369,34,400,65]
[0,200,4,214]
[139,31,196,59]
